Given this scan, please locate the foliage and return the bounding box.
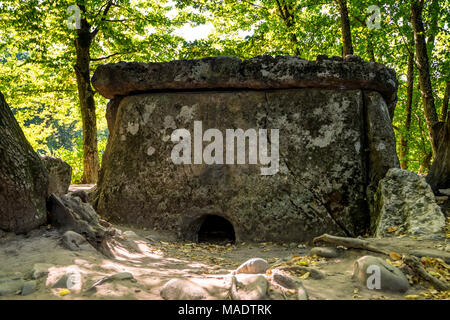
[0,0,448,181]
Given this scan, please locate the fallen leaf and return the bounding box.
[387,227,398,233]
[59,289,70,296]
[389,251,402,261]
[299,272,310,279]
[405,295,420,300]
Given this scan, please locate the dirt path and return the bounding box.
[0,222,448,300]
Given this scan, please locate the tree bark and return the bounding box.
[74,7,99,183]
[440,81,449,122]
[275,0,301,56]
[337,0,354,56]
[426,112,450,191]
[400,50,415,169]
[410,0,440,155]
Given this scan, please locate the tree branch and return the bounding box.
[90,52,131,61]
[91,1,114,39]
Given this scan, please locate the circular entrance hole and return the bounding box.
[197,215,236,244]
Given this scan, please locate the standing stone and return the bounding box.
[40,155,72,196]
[0,91,48,233]
[364,91,400,219]
[372,168,445,239]
[91,56,399,242]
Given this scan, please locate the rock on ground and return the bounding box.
[160,279,212,300]
[235,258,269,274]
[232,274,269,300]
[0,91,48,233]
[0,278,24,296]
[62,230,96,252]
[47,194,114,256]
[352,255,410,293]
[310,247,340,258]
[31,263,54,280]
[40,155,72,196]
[372,168,446,239]
[21,280,37,296]
[92,56,399,242]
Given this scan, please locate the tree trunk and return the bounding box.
[427,115,450,191]
[440,81,449,122]
[337,0,354,56]
[275,0,301,56]
[427,82,450,190]
[74,12,99,183]
[400,50,415,169]
[410,0,440,155]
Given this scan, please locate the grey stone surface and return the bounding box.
[32,263,54,280]
[48,194,113,256]
[93,57,399,242]
[0,91,48,233]
[160,278,211,300]
[0,278,24,296]
[310,247,340,258]
[92,55,398,115]
[365,92,400,219]
[233,274,269,300]
[21,280,36,296]
[62,230,96,251]
[372,169,446,239]
[353,255,410,293]
[235,258,269,274]
[40,155,72,196]
[52,274,69,289]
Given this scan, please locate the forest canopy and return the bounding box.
[0,0,448,182]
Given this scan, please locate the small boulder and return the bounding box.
[235,258,269,274]
[372,169,445,239]
[40,155,72,196]
[21,280,37,296]
[233,274,268,300]
[62,231,96,252]
[0,279,24,296]
[122,230,139,240]
[47,194,114,257]
[32,263,54,280]
[310,247,340,258]
[352,255,410,293]
[160,279,210,300]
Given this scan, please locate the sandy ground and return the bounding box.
[0,221,448,300]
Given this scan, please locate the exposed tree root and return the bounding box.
[313,233,449,291]
[403,255,450,291]
[313,233,389,255]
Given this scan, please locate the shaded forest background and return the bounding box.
[0,0,448,183]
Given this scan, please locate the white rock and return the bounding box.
[353,255,409,293]
[373,169,445,239]
[160,279,210,300]
[235,258,269,274]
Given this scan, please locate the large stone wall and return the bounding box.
[92,55,399,242]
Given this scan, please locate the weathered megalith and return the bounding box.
[0,91,49,233]
[372,168,445,239]
[91,55,399,242]
[40,155,72,196]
